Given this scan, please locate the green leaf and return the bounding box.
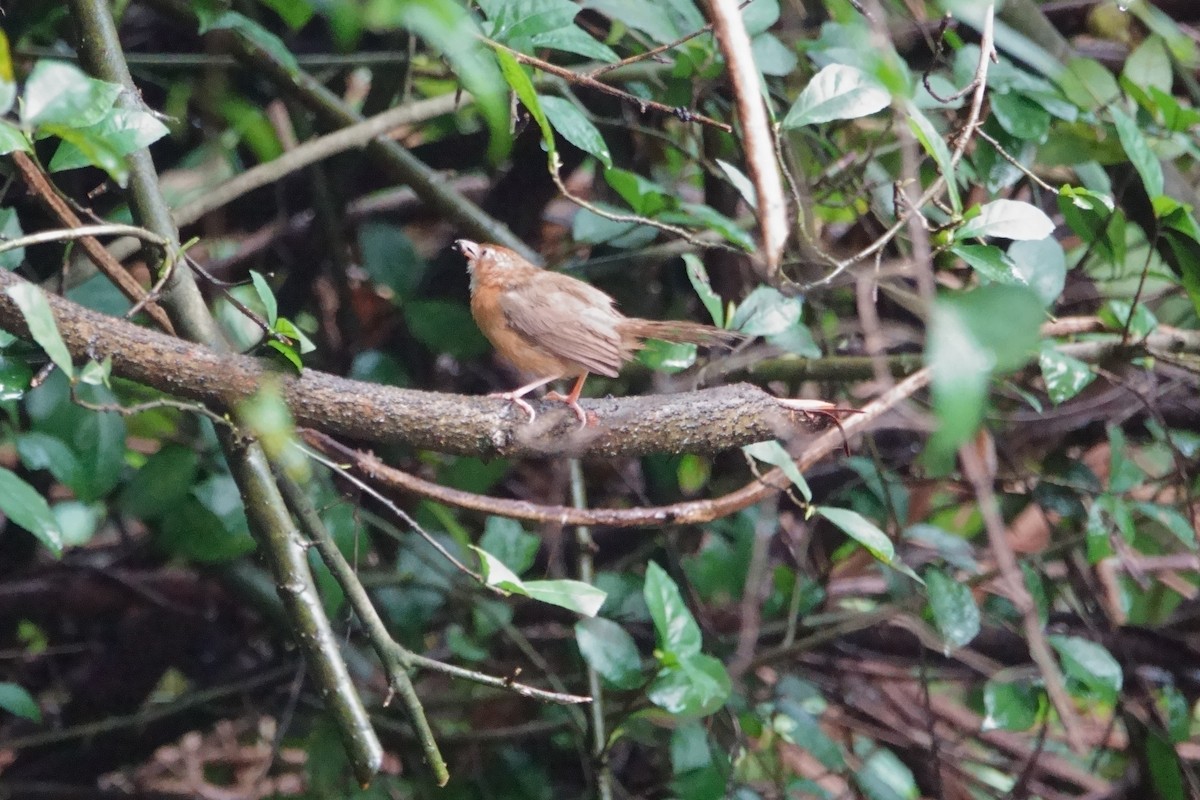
[249,270,278,326]
[0,206,25,270]
[0,682,41,722]
[575,617,644,689]
[742,440,811,502]
[644,561,702,656]
[198,11,299,72]
[539,95,611,167]
[924,567,980,652]
[753,33,798,77]
[730,285,802,337]
[637,339,697,373]
[580,0,683,44]
[496,49,554,162]
[0,467,63,556]
[925,285,1043,460]
[647,653,731,717]
[474,547,606,616]
[0,121,31,156]
[0,352,33,400]
[532,26,620,63]
[715,159,758,211]
[815,506,896,566]
[478,516,540,575]
[156,495,257,563]
[951,244,1024,284]
[20,61,120,129]
[1131,501,1197,547]
[1008,237,1066,306]
[907,104,960,214]
[989,91,1050,141]
[0,29,14,115]
[1049,635,1123,701]
[1123,35,1173,94]
[1111,105,1164,200]
[1058,186,1126,268]
[48,107,169,174]
[237,381,309,482]
[1056,57,1121,110]
[1038,345,1096,405]
[523,579,606,616]
[682,254,724,327]
[369,0,510,162]
[118,444,200,521]
[604,167,668,216]
[5,283,73,378]
[782,64,891,128]
[258,0,314,29]
[955,199,1055,242]
[1100,299,1157,339]
[982,679,1040,731]
[854,744,919,800]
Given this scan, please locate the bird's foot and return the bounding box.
[545,391,590,428]
[488,391,537,423]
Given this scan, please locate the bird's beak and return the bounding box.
[454,239,479,259]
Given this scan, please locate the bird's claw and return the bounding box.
[545,391,590,429]
[488,391,537,423]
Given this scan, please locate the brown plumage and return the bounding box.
[455,240,744,426]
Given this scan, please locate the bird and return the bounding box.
[455,240,744,427]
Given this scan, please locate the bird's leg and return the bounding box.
[490,376,558,423]
[545,373,590,428]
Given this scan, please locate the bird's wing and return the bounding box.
[499,274,625,377]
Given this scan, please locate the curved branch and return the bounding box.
[302,369,930,528]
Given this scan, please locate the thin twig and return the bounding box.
[484,38,732,133]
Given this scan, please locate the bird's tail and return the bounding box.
[621,318,746,348]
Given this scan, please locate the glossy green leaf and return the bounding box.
[532,26,619,62]
[1049,634,1123,701]
[0,206,25,270]
[742,440,811,502]
[644,561,702,656]
[475,547,606,616]
[0,467,63,556]
[237,381,309,482]
[5,283,73,378]
[1131,501,1197,547]
[715,159,758,211]
[682,254,725,327]
[989,91,1050,141]
[1008,237,1066,306]
[0,29,14,115]
[782,64,891,128]
[854,744,918,800]
[637,339,697,373]
[539,95,611,167]
[580,0,685,44]
[647,653,730,717]
[1123,35,1173,94]
[1111,106,1164,199]
[1058,186,1126,268]
[478,516,540,575]
[924,567,979,652]
[0,682,41,722]
[249,270,278,326]
[0,121,31,156]
[496,49,555,161]
[1038,345,1095,404]
[48,107,169,174]
[0,353,33,400]
[730,285,802,337]
[815,505,895,565]
[575,616,644,689]
[907,104,960,213]
[982,679,1040,731]
[20,60,120,129]
[951,244,1024,284]
[955,199,1055,242]
[1100,299,1157,339]
[1056,57,1121,110]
